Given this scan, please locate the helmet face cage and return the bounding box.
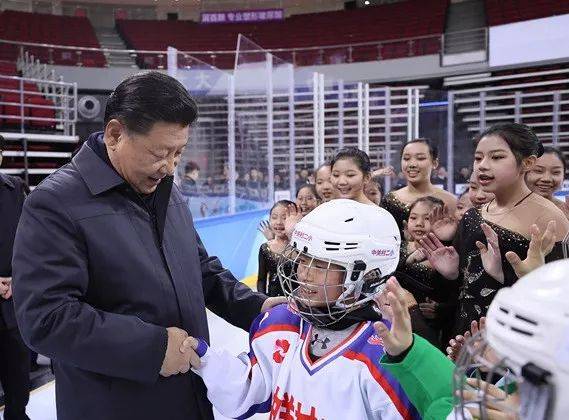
[453,331,520,419]
[277,244,386,327]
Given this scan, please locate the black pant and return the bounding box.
[0,328,30,420]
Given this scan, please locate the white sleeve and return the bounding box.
[362,364,408,420]
[192,338,274,419]
[370,404,406,420]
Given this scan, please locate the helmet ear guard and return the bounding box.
[350,260,367,281]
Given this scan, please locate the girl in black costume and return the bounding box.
[381,139,456,236]
[420,123,569,338]
[257,200,295,296]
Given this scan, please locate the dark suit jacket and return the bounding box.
[0,173,26,330]
[12,141,266,420]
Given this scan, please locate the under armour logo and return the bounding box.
[311,334,331,350]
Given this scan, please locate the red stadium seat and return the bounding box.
[116,0,448,69]
[0,10,106,67]
[0,60,17,75]
[485,0,569,26]
[0,93,27,126]
[26,95,56,128]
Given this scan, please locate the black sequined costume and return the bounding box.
[397,241,439,302]
[257,242,286,297]
[380,192,410,237]
[452,207,563,336]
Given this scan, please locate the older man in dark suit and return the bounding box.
[0,135,30,420]
[12,72,282,420]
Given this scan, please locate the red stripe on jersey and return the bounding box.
[248,355,258,380]
[343,350,412,420]
[252,324,300,341]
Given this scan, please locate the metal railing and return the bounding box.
[0,30,446,69]
[0,71,77,136]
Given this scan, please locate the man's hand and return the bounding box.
[0,277,11,299]
[261,296,287,312]
[160,327,200,377]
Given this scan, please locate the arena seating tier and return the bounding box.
[485,0,569,26]
[117,0,447,69]
[0,10,106,67]
[0,62,56,130]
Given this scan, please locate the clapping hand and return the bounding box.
[406,248,427,264]
[372,166,396,178]
[419,233,460,280]
[430,205,458,242]
[257,220,275,241]
[418,297,438,320]
[505,221,556,278]
[446,317,486,362]
[476,223,504,283]
[372,277,413,357]
[462,377,520,420]
[284,204,302,240]
[402,220,412,242]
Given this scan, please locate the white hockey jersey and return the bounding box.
[193,304,420,419]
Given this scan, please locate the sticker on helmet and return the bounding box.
[293,230,312,242]
[371,249,394,257]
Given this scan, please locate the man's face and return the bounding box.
[186,169,199,181]
[250,169,258,180]
[105,120,189,194]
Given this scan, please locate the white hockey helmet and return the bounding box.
[454,259,569,420]
[277,199,401,327]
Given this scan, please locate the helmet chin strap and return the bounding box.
[295,300,382,331]
[330,304,383,330]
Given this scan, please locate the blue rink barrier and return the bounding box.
[184,195,268,218]
[194,208,269,280]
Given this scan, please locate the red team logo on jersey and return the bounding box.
[273,339,290,363]
[270,386,319,420]
[367,334,384,346]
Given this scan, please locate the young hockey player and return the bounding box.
[184,199,422,419]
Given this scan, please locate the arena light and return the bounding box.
[364,0,370,4]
